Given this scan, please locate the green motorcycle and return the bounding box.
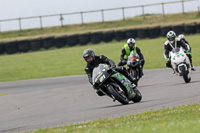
[92,64,142,105]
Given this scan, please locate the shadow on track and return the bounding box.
[189,80,200,84]
[139,82,183,88]
[139,79,200,89]
[84,100,155,111]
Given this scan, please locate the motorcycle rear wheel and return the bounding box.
[132,89,142,103]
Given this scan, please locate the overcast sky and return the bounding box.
[0,0,199,20]
[0,0,199,31]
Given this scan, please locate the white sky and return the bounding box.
[1,0,199,20]
[0,0,199,31]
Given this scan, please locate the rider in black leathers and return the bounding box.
[83,49,136,96]
[177,34,195,71]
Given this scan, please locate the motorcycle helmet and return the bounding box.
[83,49,95,63]
[127,38,135,49]
[167,31,176,44]
[178,34,185,40]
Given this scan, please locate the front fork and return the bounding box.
[129,67,140,79]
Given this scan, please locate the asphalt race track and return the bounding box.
[0,68,200,133]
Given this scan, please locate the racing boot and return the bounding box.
[187,54,196,71]
[96,90,105,96]
[191,64,196,71]
[167,64,176,74]
[127,73,136,84]
[172,68,176,74]
[122,67,136,84]
[125,72,137,86]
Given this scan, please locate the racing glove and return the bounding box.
[122,60,127,64]
[167,58,170,62]
[186,50,190,53]
[111,64,116,68]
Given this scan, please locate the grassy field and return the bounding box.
[25,103,200,133]
[0,33,199,82]
[1,11,200,42]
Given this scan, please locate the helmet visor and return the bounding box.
[128,43,135,47]
[168,37,174,41]
[86,56,93,62]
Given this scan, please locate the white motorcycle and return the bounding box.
[169,47,191,83]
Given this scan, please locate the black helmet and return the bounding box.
[83,49,95,63]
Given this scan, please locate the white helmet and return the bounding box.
[167,31,176,44]
[127,38,135,48]
[178,34,185,40]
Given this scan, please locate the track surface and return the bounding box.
[0,68,200,133]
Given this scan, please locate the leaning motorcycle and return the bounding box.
[92,64,142,105]
[169,47,191,83]
[127,51,143,86]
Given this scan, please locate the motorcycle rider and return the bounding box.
[83,49,136,96]
[164,31,195,71]
[118,38,145,78]
[178,34,190,46]
[178,34,195,71]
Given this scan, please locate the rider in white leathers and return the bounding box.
[164,31,195,71]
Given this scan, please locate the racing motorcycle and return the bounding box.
[127,51,143,86]
[92,64,142,105]
[169,47,191,83]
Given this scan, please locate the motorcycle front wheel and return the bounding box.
[107,85,129,105]
[179,65,191,83]
[131,69,139,86]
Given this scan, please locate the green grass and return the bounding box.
[1,11,200,42]
[0,34,199,82]
[25,103,200,133]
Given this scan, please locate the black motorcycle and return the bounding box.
[127,51,143,86]
[92,64,142,105]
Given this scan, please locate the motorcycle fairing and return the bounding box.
[111,73,133,93]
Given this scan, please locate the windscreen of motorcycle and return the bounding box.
[92,64,108,85]
[128,51,140,62]
[172,47,180,53]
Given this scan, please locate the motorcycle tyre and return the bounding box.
[131,69,139,86]
[179,65,191,83]
[107,85,129,105]
[132,89,142,103]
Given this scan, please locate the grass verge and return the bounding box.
[0,34,199,82]
[25,103,200,133]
